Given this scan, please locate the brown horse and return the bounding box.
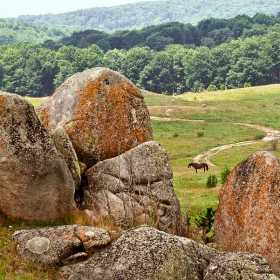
[188,162,209,173]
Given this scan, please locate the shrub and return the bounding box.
[191,81,205,92]
[244,82,251,87]
[220,165,231,184]
[207,84,218,92]
[254,133,265,140]
[195,207,216,234]
[173,132,179,138]
[206,174,218,188]
[197,131,204,137]
[220,84,227,91]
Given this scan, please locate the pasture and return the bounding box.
[145,84,280,219]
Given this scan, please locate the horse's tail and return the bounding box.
[206,164,209,171]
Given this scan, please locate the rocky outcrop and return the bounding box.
[82,141,183,235]
[214,151,280,276]
[60,225,219,280]
[204,252,278,280]
[12,225,279,280]
[0,92,76,222]
[13,225,111,265]
[36,67,153,167]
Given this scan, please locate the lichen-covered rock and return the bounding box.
[0,92,76,222]
[214,151,280,276]
[60,225,219,280]
[13,225,82,265]
[75,226,111,254]
[13,225,111,265]
[36,67,153,167]
[203,252,279,280]
[51,126,82,190]
[83,141,183,235]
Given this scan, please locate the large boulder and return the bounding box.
[13,225,111,265]
[214,151,280,276]
[204,252,279,280]
[60,225,219,280]
[36,67,153,167]
[0,92,76,221]
[82,141,184,235]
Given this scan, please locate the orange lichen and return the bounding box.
[215,152,280,275]
[65,75,153,164]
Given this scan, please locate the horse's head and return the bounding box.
[188,163,192,168]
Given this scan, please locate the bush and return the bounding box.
[197,131,204,137]
[207,84,218,92]
[206,174,218,188]
[254,133,266,140]
[195,207,216,234]
[220,165,231,184]
[191,81,205,93]
[244,82,251,87]
[220,84,227,91]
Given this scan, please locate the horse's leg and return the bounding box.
[196,168,197,173]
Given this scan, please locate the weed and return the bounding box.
[197,131,204,137]
[220,165,231,184]
[195,207,216,243]
[254,133,266,140]
[269,138,278,151]
[206,174,218,188]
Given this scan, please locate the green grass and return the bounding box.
[146,84,280,129]
[147,84,280,221]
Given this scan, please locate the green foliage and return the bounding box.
[207,84,218,91]
[0,20,76,46]
[1,12,280,96]
[206,174,218,188]
[197,131,204,137]
[220,165,231,184]
[244,82,252,87]
[195,207,216,234]
[254,133,266,140]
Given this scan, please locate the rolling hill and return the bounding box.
[7,0,280,32]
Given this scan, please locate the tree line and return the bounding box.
[42,13,280,52]
[0,22,279,97]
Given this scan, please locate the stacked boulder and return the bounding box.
[36,67,153,167]
[0,67,183,235]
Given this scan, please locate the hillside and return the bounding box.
[0,19,79,45]
[7,0,280,32]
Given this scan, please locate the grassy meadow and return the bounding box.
[1,85,280,279]
[145,84,280,219]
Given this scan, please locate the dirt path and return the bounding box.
[150,116,280,166]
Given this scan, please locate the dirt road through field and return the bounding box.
[150,116,280,166]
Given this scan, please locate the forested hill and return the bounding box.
[9,0,280,32]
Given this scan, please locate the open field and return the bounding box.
[145,84,280,218]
